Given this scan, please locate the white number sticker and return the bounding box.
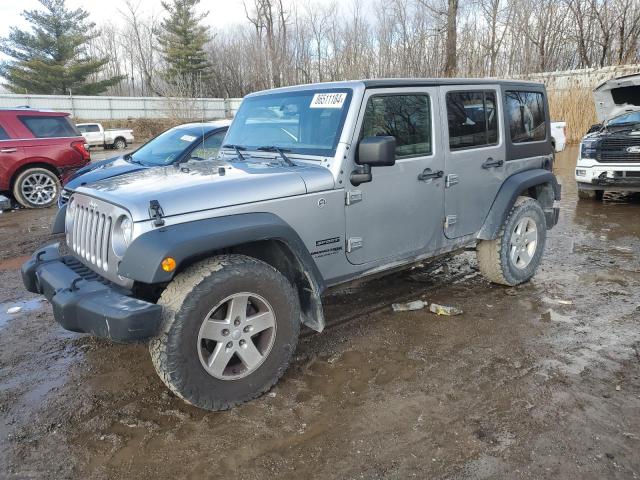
[310,92,347,109]
[180,134,197,142]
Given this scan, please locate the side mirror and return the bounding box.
[350,136,396,186]
[357,136,396,166]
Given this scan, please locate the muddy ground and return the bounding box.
[1,146,639,479]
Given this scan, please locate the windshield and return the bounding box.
[131,127,208,166]
[223,89,352,156]
[607,111,640,126]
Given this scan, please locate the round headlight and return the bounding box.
[121,217,132,245]
[112,215,133,257]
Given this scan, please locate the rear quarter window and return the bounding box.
[19,115,80,138]
[0,125,10,140]
[506,91,547,143]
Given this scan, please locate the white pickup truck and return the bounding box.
[76,123,134,150]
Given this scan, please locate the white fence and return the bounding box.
[0,94,243,120]
[518,64,640,91]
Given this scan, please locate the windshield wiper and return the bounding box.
[223,144,247,161]
[256,146,295,166]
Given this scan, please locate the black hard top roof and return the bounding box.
[362,78,544,89]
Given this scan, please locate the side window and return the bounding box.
[77,125,87,133]
[191,131,225,159]
[87,124,100,132]
[506,91,546,143]
[0,124,10,141]
[360,94,432,158]
[446,91,498,150]
[19,116,79,138]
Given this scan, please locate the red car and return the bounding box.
[0,108,91,208]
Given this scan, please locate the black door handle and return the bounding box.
[418,168,444,181]
[482,157,504,169]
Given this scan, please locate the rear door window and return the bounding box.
[446,91,498,150]
[506,91,546,142]
[0,124,10,140]
[360,94,432,158]
[19,116,79,138]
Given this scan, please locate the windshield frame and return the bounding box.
[223,88,354,158]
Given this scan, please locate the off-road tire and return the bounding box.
[476,196,547,286]
[12,167,60,209]
[577,188,604,201]
[149,254,301,411]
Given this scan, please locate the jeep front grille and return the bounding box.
[66,193,133,287]
[69,202,113,271]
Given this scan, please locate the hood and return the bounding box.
[593,73,640,122]
[75,159,335,221]
[65,156,146,190]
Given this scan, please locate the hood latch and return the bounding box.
[148,200,165,227]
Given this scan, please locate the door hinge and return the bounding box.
[347,237,363,252]
[445,174,459,188]
[345,190,363,205]
[445,215,457,228]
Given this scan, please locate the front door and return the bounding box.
[345,88,445,265]
[440,86,506,238]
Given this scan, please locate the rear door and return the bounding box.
[440,86,506,238]
[0,121,24,189]
[345,87,445,265]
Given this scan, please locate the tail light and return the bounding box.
[71,140,91,163]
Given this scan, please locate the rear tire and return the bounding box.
[12,167,60,209]
[113,138,127,150]
[149,255,301,411]
[476,196,547,286]
[578,188,604,201]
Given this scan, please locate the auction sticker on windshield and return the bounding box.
[310,92,347,109]
[180,135,197,142]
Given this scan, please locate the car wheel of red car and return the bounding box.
[13,167,60,209]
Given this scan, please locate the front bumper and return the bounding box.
[21,244,162,342]
[575,160,640,191]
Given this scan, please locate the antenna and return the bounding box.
[199,72,205,158]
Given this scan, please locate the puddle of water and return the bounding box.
[0,298,46,329]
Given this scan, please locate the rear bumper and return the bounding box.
[21,244,162,343]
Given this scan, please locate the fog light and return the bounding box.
[576,169,586,176]
[161,257,176,272]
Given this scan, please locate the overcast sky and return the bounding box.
[0,0,253,38]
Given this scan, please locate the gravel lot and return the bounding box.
[0,146,639,479]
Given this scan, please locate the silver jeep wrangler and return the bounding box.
[23,79,560,410]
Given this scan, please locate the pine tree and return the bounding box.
[0,0,124,95]
[158,0,211,97]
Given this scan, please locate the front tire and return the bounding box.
[12,167,60,208]
[476,196,547,286]
[149,255,301,411]
[578,188,604,201]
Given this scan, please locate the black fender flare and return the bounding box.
[118,213,327,331]
[52,205,67,234]
[477,169,561,240]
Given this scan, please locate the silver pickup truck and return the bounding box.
[23,79,560,410]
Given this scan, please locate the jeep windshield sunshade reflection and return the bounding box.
[224,89,353,157]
